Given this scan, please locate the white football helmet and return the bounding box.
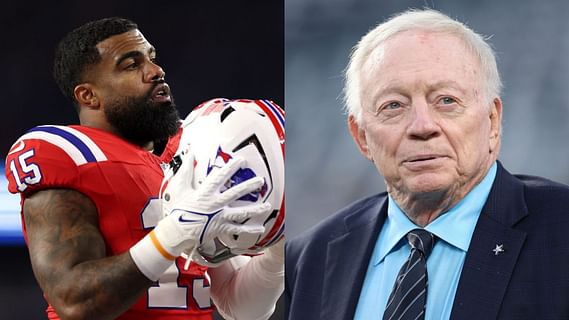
[175,98,285,264]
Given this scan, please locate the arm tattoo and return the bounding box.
[24,189,153,320]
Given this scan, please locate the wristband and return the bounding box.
[129,231,176,281]
[149,230,177,260]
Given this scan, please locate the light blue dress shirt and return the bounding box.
[354,162,497,320]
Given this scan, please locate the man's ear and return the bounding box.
[348,115,372,161]
[489,97,503,154]
[73,83,100,109]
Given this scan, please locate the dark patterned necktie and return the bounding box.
[383,229,436,320]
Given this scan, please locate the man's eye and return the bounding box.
[384,101,402,110]
[375,101,403,116]
[440,97,456,104]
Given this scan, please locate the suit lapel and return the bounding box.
[320,196,387,320]
[451,162,528,319]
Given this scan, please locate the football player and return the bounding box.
[4,17,283,320]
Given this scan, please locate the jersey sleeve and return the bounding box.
[209,239,284,320]
[4,125,105,197]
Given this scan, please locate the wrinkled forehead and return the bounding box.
[364,30,477,76]
[360,30,482,92]
[357,30,486,108]
[96,29,154,61]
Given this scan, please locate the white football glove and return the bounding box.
[130,147,270,281]
[157,147,271,259]
[188,233,283,268]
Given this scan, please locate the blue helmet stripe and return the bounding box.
[262,100,285,128]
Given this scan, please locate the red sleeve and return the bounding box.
[5,138,80,197]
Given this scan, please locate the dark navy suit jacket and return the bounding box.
[286,163,569,319]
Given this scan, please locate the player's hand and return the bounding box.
[187,230,282,268]
[157,147,270,258]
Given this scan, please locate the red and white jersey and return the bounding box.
[4,125,213,320]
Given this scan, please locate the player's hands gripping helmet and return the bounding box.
[179,98,285,266]
[159,147,270,255]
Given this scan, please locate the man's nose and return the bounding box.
[144,61,165,83]
[406,101,441,140]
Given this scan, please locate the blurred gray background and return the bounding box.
[285,0,569,238]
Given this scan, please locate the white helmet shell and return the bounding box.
[180,98,285,256]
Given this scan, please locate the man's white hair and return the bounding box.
[344,9,502,124]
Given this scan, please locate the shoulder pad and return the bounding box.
[4,125,107,195]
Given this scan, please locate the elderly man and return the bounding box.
[286,9,569,320]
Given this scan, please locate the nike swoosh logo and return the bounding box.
[8,141,25,155]
[179,216,201,223]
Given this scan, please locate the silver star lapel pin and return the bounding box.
[492,244,504,256]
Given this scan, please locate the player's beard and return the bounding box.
[104,86,180,148]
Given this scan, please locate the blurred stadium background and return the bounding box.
[0,1,283,319]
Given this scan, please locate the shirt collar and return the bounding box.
[374,162,497,265]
